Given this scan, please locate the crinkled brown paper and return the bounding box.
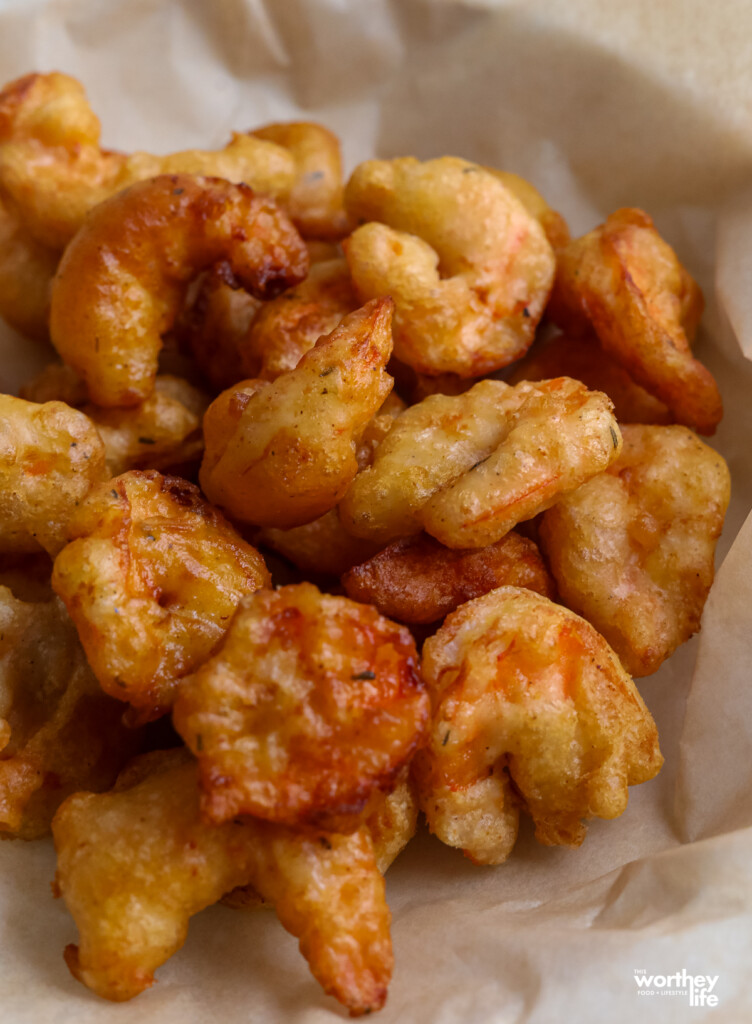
[1,1,752,1020]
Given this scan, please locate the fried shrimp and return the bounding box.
[51,470,270,720]
[343,157,555,377]
[241,258,359,381]
[22,367,208,476]
[549,208,721,434]
[0,394,107,555]
[200,298,394,529]
[53,749,396,1014]
[173,582,429,829]
[251,122,350,239]
[412,587,663,863]
[0,588,140,839]
[0,72,298,251]
[508,331,673,425]
[342,531,554,625]
[539,425,731,676]
[49,173,308,407]
[485,169,570,250]
[340,377,621,549]
[0,197,57,338]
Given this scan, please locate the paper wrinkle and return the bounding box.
[1,1,752,1021]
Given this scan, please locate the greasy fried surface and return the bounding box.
[53,749,394,1014]
[549,208,721,434]
[539,425,731,676]
[344,157,555,376]
[0,196,56,339]
[485,169,571,250]
[173,582,429,829]
[52,471,270,719]
[508,331,673,425]
[50,173,308,406]
[176,264,262,393]
[241,258,358,381]
[84,376,208,476]
[0,587,140,839]
[0,394,107,555]
[342,531,554,624]
[200,299,394,529]
[0,72,298,251]
[340,377,621,548]
[413,587,663,863]
[251,122,350,239]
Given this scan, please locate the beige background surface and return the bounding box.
[1,1,751,1021]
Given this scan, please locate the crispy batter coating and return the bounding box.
[0,394,107,555]
[53,748,396,1014]
[0,72,298,251]
[344,157,555,377]
[22,367,208,475]
[549,208,721,434]
[340,377,621,549]
[173,582,429,829]
[539,425,731,676]
[508,331,673,425]
[176,263,263,392]
[342,531,555,624]
[413,586,663,863]
[0,587,140,839]
[485,169,571,250]
[0,197,57,338]
[49,173,308,407]
[200,298,394,529]
[251,122,350,240]
[257,392,405,575]
[52,470,270,720]
[84,376,208,476]
[241,258,359,381]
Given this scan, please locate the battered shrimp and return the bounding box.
[241,258,359,380]
[49,173,308,407]
[200,298,394,529]
[344,157,555,377]
[539,425,731,676]
[256,391,405,576]
[549,208,721,434]
[0,394,107,555]
[340,377,621,549]
[0,72,297,251]
[53,749,397,1014]
[413,587,663,863]
[22,367,208,476]
[508,331,673,425]
[251,122,351,239]
[173,582,429,829]
[485,168,571,250]
[52,470,270,720]
[342,531,555,625]
[0,197,57,339]
[0,588,140,839]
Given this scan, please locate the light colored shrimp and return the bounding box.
[0,393,107,555]
[413,586,663,863]
[540,424,731,676]
[339,377,621,549]
[49,173,308,407]
[52,748,400,1014]
[0,587,140,839]
[173,582,429,830]
[548,207,720,434]
[51,470,270,721]
[344,157,555,377]
[200,299,394,530]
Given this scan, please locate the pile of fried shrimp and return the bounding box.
[0,71,731,1016]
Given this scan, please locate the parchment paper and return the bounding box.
[1,1,752,1020]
